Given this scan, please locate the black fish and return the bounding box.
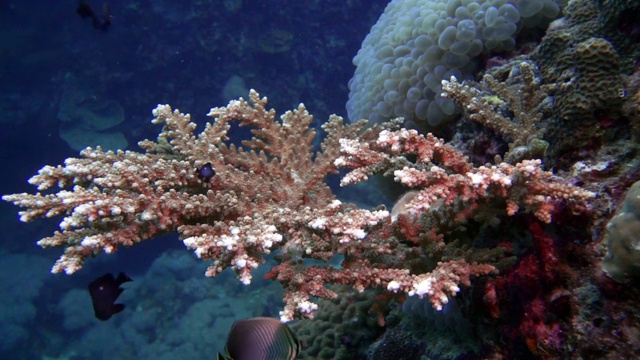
[218,317,301,360]
[76,0,111,31]
[88,272,132,321]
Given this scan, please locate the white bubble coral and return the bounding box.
[347,0,561,129]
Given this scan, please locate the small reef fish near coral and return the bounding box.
[217,317,301,360]
[88,272,132,321]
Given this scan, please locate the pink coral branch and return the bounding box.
[337,129,595,223]
[3,90,596,322]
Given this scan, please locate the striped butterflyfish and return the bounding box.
[217,317,301,360]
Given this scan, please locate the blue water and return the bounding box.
[0,1,387,358]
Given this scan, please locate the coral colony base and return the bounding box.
[3,90,595,323]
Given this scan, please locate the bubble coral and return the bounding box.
[347,0,562,131]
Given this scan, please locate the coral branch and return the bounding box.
[3,89,595,321]
[441,61,553,163]
[2,90,401,320]
[3,90,366,276]
[337,128,595,225]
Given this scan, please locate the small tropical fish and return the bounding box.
[217,317,301,360]
[88,272,132,321]
[197,162,216,182]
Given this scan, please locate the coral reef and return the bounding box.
[57,74,127,151]
[442,60,551,163]
[291,287,384,360]
[3,88,594,326]
[347,0,562,130]
[366,325,424,360]
[602,180,640,281]
[481,222,580,356]
[532,0,640,167]
[400,297,478,359]
[6,1,640,354]
[0,254,51,353]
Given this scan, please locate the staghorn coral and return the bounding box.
[3,90,595,322]
[336,127,595,311]
[4,90,389,321]
[338,128,594,225]
[441,61,552,164]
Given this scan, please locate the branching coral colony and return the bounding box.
[442,61,553,164]
[3,89,594,321]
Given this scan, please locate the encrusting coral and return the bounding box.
[3,89,595,322]
[601,180,640,281]
[531,0,640,167]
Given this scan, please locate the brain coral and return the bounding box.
[290,288,383,359]
[346,0,562,130]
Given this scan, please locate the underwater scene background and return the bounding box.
[1,0,640,359]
